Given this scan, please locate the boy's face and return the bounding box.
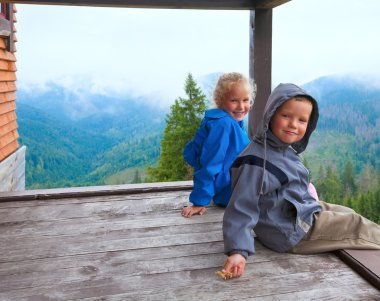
[270,98,312,144]
[219,82,250,121]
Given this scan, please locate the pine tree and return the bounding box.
[319,165,343,204]
[342,160,356,198]
[147,73,207,182]
[315,165,325,197]
[358,162,379,193]
[302,157,312,180]
[132,169,142,184]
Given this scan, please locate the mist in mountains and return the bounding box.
[16,73,380,188]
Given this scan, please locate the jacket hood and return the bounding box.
[255,83,319,154]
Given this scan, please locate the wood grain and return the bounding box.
[0,186,378,300]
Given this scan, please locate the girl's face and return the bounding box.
[219,82,250,121]
[270,98,312,144]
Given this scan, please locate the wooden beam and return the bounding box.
[253,0,291,9]
[336,249,380,290]
[3,0,291,10]
[248,9,272,139]
[0,180,194,201]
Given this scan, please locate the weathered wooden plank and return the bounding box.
[0,221,222,261]
[0,214,224,246]
[0,207,223,238]
[0,253,342,292]
[0,241,225,275]
[4,0,291,10]
[0,242,303,279]
[0,187,378,299]
[0,190,191,209]
[0,180,193,201]
[0,252,226,291]
[0,192,195,222]
[0,261,376,301]
[0,227,223,260]
[0,157,24,191]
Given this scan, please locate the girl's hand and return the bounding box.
[222,253,246,278]
[181,205,206,218]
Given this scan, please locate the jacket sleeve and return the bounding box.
[183,140,197,167]
[223,156,263,256]
[189,120,230,206]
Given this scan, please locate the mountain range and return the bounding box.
[17,84,167,188]
[16,74,380,188]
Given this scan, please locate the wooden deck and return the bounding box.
[0,182,379,300]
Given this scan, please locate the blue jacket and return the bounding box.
[223,84,322,257]
[183,108,250,207]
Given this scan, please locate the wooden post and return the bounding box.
[0,146,26,192]
[248,9,272,139]
[6,3,14,53]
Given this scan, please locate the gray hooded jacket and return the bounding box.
[223,83,322,257]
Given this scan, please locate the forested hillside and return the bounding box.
[302,75,379,188]
[304,75,379,175]
[17,84,166,188]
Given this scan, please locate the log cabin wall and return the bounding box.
[0,4,25,192]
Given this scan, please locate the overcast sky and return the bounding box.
[15,0,380,104]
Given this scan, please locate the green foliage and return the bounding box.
[104,167,147,185]
[342,160,356,197]
[317,166,342,204]
[146,73,207,182]
[313,161,380,223]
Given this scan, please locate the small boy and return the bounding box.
[222,83,380,277]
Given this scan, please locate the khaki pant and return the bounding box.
[291,201,380,254]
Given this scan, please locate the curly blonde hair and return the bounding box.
[213,72,256,107]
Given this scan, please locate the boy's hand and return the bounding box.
[222,253,246,278]
[181,205,206,218]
